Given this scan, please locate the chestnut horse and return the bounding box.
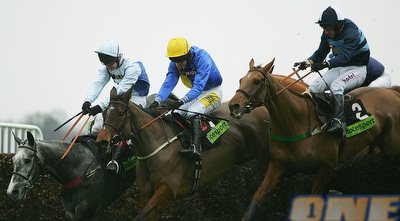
[95,86,271,220]
[229,58,400,221]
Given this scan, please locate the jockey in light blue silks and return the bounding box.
[81,40,150,172]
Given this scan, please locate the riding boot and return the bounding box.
[179,115,202,160]
[327,94,344,133]
[106,140,126,173]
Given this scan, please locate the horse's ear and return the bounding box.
[27,131,35,146]
[263,58,275,74]
[249,59,255,70]
[269,65,275,74]
[110,87,117,99]
[123,87,133,103]
[13,132,22,145]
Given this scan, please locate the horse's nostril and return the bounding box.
[11,189,19,197]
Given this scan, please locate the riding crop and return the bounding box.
[275,70,313,95]
[54,111,82,132]
[61,115,90,159]
[60,113,84,141]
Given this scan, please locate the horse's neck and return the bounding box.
[128,103,175,156]
[129,102,156,130]
[267,76,310,132]
[36,141,93,182]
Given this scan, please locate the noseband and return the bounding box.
[235,68,272,110]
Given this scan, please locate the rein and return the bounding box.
[236,69,313,110]
[14,139,104,190]
[105,100,175,159]
[236,68,323,141]
[13,143,66,189]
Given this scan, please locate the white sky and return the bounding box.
[1,0,399,124]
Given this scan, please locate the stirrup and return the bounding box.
[326,118,342,133]
[106,160,120,173]
[190,150,202,160]
[179,148,194,156]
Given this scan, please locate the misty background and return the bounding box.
[1,0,399,141]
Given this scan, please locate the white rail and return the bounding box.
[0,123,43,153]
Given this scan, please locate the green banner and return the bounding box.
[346,115,376,138]
[206,120,229,144]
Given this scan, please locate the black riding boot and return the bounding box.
[179,115,202,160]
[106,141,126,173]
[327,94,344,133]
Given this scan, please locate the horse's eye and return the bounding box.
[24,159,31,164]
[118,111,125,117]
[254,79,261,84]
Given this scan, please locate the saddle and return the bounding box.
[162,112,229,151]
[308,92,376,138]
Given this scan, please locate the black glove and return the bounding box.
[167,100,184,110]
[82,101,91,115]
[88,105,103,116]
[294,59,313,70]
[149,101,160,110]
[311,62,329,71]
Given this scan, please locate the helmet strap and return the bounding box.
[185,52,193,63]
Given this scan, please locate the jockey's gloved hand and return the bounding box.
[167,100,184,110]
[311,62,329,71]
[82,101,91,115]
[149,101,160,110]
[294,59,313,70]
[88,105,102,116]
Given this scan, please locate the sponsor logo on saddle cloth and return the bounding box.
[344,99,376,138]
[288,194,400,221]
[122,155,137,171]
[206,120,229,144]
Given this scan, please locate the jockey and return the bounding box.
[149,37,223,160]
[294,6,370,133]
[81,40,150,172]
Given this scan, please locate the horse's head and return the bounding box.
[7,131,42,200]
[96,86,133,150]
[229,58,275,118]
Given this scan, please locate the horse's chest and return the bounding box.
[271,143,319,171]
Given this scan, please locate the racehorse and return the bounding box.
[95,86,271,221]
[229,58,400,221]
[7,131,136,221]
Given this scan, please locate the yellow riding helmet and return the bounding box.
[166,37,191,58]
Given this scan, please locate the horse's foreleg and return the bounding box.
[242,160,286,221]
[135,182,175,221]
[311,164,334,194]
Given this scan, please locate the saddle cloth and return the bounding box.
[311,93,376,137]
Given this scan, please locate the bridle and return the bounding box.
[103,100,136,146]
[235,68,274,110]
[12,143,43,189]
